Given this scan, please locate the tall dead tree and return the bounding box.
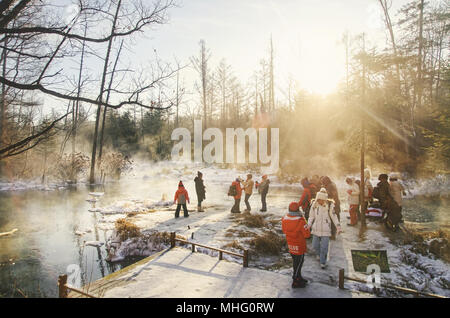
[191,39,210,131]
[89,0,122,184]
[98,39,124,165]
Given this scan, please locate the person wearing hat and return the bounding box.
[321,176,341,239]
[345,177,360,226]
[230,177,243,213]
[307,188,342,269]
[194,171,206,212]
[258,175,270,212]
[242,174,254,213]
[174,181,190,218]
[282,202,311,288]
[375,174,402,231]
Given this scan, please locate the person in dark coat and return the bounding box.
[321,176,341,239]
[194,171,206,212]
[258,175,270,212]
[375,174,402,231]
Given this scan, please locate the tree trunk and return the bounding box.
[98,39,124,164]
[89,0,122,184]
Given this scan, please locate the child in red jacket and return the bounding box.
[282,202,311,288]
[174,181,190,218]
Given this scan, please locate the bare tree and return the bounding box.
[0,0,177,166]
[191,39,210,130]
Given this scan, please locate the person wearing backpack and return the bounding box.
[258,175,270,212]
[282,202,311,288]
[242,174,254,213]
[307,188,342,269]
[194,171,206,212]
[298,178,313,220]
[230,178,243,213]
[174,181,190,218]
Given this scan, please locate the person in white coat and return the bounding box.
[307,188,342,269]
[346,177,360,226]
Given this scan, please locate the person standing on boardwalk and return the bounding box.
[374,174,402,231]
[389,173,406,214]
[282,202,311,288]
[307,188,342,269]
[258,175,270,212]
[362,168,374,215]
[298,178,314,220]
[242,174,254,213]
[194,171,206,212]
[345,177,360,226]
[174,181,190,218]
[321,176,341,239]
[230,178,243,213]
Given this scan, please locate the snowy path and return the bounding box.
[86,247,373,298]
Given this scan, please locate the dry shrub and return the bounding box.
[55,152,90,182]
[238,213,266,228]
[222,240,244,250]
[403,229,450,262]
[250,231,286,255]
[101,152,132,179]
[115,218,141,241]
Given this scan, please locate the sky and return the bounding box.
[128,0,411,99]
[45,0,414,116]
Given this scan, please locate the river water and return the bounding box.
[0,168,449,298]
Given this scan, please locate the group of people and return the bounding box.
[228,174,270,213]
[172,171,271,218]
[282,170,406,288]
[172,169,406,289]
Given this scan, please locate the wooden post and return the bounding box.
[170,232,176,248]
[219,251,223,260]
[243,250,249,268]
[339,269,345,289]
[191,243,196,253]
[58,275,68,298]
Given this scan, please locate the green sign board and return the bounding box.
[351,250,390,273]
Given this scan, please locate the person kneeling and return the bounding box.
[282,202,311,288]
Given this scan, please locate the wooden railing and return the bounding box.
[338,268,447,298]
[58,275,97,298]
[170,232,249,267]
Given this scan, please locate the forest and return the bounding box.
[0,0,448,184]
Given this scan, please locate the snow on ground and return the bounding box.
[99,247,373,298]
[85,161,449,297]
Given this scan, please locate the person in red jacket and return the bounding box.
[282,202,311,288]
[174,181,190,218]
[230,178,243,213]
